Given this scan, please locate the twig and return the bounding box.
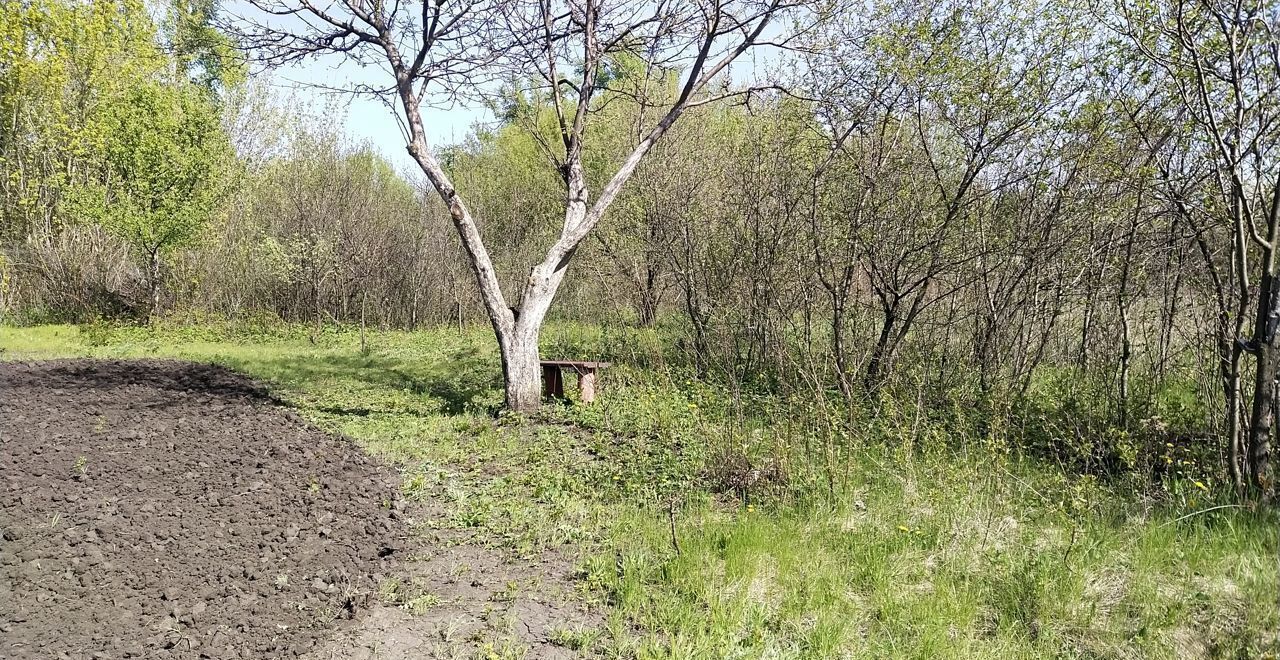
[1062,525,1079,567]
[668,498,681,557]
[1158,504,1247,528]
[998,465,1051,504]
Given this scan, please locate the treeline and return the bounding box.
[2,0,1277,495]
[1,0,236,310]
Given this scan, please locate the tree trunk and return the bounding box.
[830,298,852,407]
[1247,342,1276,493]
[498,327,543,412]
[975,310,997,397]
[495,262,570,412]
[864,303,896,393]
[637,265,659,327]
[359,290,367,354]
[1078,291,1093,370]
[1247,178,1280,495]
[1117,210,1139,429]
[1222,337,1245,490]
[1246,270,1279,493]
[148,249,162,316]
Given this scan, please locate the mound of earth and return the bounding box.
[0,360,410,659]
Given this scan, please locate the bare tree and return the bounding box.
[229,0,817,410]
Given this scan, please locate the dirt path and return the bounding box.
[0,360,597,659]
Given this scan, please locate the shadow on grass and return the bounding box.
[217,346,502,418]
[0,359,280,406]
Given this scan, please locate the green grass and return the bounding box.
[2,322,1277,659]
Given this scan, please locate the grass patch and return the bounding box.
[3,322,1276,658]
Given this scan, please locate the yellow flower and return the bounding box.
[747,505,755,513]
[688,403,697,409]
[1194,481,1208,491]
[897,525,910,533]
[612,475,621,481]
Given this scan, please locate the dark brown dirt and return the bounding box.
[0,360,410,659]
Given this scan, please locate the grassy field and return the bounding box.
[2,322,1277,659]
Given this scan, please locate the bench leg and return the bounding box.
[578,370,597,404]
[542,365,564,401]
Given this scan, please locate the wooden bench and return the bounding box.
[540,360,611,403]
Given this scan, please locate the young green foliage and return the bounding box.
[65,80,232,310]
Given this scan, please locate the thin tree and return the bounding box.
[1116,0,1280,493]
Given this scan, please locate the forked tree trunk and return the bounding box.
[493,262,570,412]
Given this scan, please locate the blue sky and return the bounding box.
[267,58,492,173]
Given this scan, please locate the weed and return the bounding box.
[71,455,88,480]
[378,578,402,604]
[403,592,441,615]
[478,639,527,660]
[379,577,440,616]
[492,581,519,604]
[548,626,600,650]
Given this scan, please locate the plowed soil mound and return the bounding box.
[0,360,410,659]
